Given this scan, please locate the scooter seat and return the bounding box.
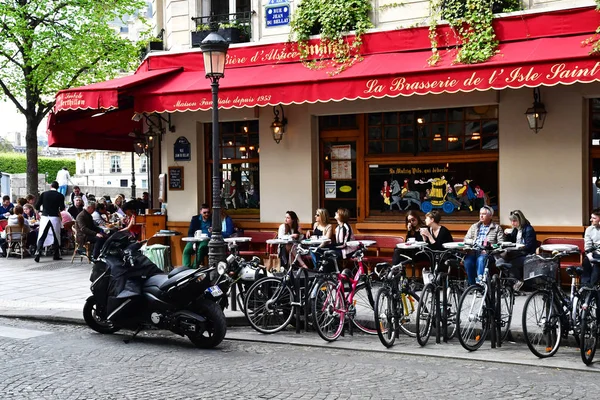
[144,274,169,288]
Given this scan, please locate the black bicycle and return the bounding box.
[243,244,334,334]
[415,245,463,346]
[373,255,420,347]
[521,247,584,358]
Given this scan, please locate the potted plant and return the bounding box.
[191,24,211,47]
[148,37,163,51]
[218,21,249,44]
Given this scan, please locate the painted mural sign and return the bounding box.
[369,162,498,215]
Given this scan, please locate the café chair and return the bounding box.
[5,225,27,259]
[71,225,92,264]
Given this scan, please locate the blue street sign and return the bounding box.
[174,136,191,161]
[266,3,290,27]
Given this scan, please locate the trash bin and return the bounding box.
[142,244,172,272]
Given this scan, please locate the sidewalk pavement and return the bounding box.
[0,255,246,325]
[1,255,598,372]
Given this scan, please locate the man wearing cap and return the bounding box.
[463,205,504,285]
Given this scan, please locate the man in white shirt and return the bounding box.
[582,208,600,287]
[55,167,71,196]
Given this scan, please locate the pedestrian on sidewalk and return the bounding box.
[34,181,65,262]
[55,167,71,196]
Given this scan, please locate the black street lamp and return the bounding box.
[200,28,229,267]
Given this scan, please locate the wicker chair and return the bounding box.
[71,225,92,263]
[5,225,28,259]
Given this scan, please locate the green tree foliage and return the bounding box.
[0,0,149,195]
[0,153,74,182]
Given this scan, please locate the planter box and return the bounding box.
[148,41,163,51]
[217,27,249,44]
[191,31,211,47]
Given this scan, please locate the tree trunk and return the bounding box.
[25,115,40,196]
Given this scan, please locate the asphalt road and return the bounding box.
[0,317,598,400]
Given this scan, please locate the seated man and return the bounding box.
[68,196,84,219]
[0,195,14,220]
[91,202,108,227]
[463,205,504,285]
[69,186,88,206]
[182,204,211,268]
[583,208,600,287]
[75,201,107,259]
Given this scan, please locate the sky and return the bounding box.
[0,100,47,140]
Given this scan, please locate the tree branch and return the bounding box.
[0,78,25,114]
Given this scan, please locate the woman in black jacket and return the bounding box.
[420,210,453,250]
[502,209,537,291]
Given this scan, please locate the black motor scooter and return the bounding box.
[83,232,227,349]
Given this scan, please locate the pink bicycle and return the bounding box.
[311,241,379,341]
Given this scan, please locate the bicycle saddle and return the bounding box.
[445,259,461,269]
[565,266,583,277]
[495,261,512,271]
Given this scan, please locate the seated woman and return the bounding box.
[333,208,354,262]
[119,201,142,239]
[502,209,537,292]
[391,210,425,265]
[419,210,453,250]
[306,208,333,268]
[5,205,31,255]
[277,210,304,268]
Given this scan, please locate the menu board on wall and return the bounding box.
[331,144,351,160]
[168,166,184,190]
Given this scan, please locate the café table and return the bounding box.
[224,236,252,257]
[397,241,428,249]
[539,243,580,253]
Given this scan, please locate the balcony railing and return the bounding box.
[191,11,255,47]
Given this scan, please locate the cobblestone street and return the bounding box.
[0,317,598,400]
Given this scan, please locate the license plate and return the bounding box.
[207,285,223,297]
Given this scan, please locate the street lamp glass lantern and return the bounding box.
[200,32,229,79]
[524,87,547,134]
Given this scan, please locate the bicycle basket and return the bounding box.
[523,255,559,282]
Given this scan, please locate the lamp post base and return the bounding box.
[208,234,226,267]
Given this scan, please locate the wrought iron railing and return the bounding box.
[191,11,255,47]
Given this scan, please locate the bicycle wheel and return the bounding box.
[457,285,488,351]
[398,290,420,338]
[415,283,435,346]
[375,288,396,347]
[243,277,294,334]
[312,278,345,341]
[351,282,380,335]
[580,293,598,365]
[445,285,460,340]
[522,289,562,358]
[499,284,514,343]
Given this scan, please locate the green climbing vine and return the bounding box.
[289,0,374,75]
[582,0,600,54]
[428,0,522,65]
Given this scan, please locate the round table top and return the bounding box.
[301,238,331,246]
[154,230,182,237]
[182,236,210,242]
[346,240,376,247]
[224,236,252,243]
[443,242,471,250]
[266,238,293,245]
[540,243,580,252]
[397,241,428,249]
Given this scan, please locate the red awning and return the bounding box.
[47,108,142,152]
[132,34,600,113]
[54,67,182,112]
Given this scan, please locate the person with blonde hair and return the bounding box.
[307,208,333,268]
[501,209,537,292]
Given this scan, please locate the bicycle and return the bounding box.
[414,243,464,346]
[373,255,420,347]
[456,242,518,351]
[243,243,332,334]
[311,240,379,342]
[521,244,583,358]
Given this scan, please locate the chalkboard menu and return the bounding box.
[168,166,184,190]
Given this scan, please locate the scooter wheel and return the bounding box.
[187,299,227,349]
[83,296,120,334]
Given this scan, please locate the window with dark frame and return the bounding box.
[110,155,122,173]
[366,106,499,154]
[206,120,260,214]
